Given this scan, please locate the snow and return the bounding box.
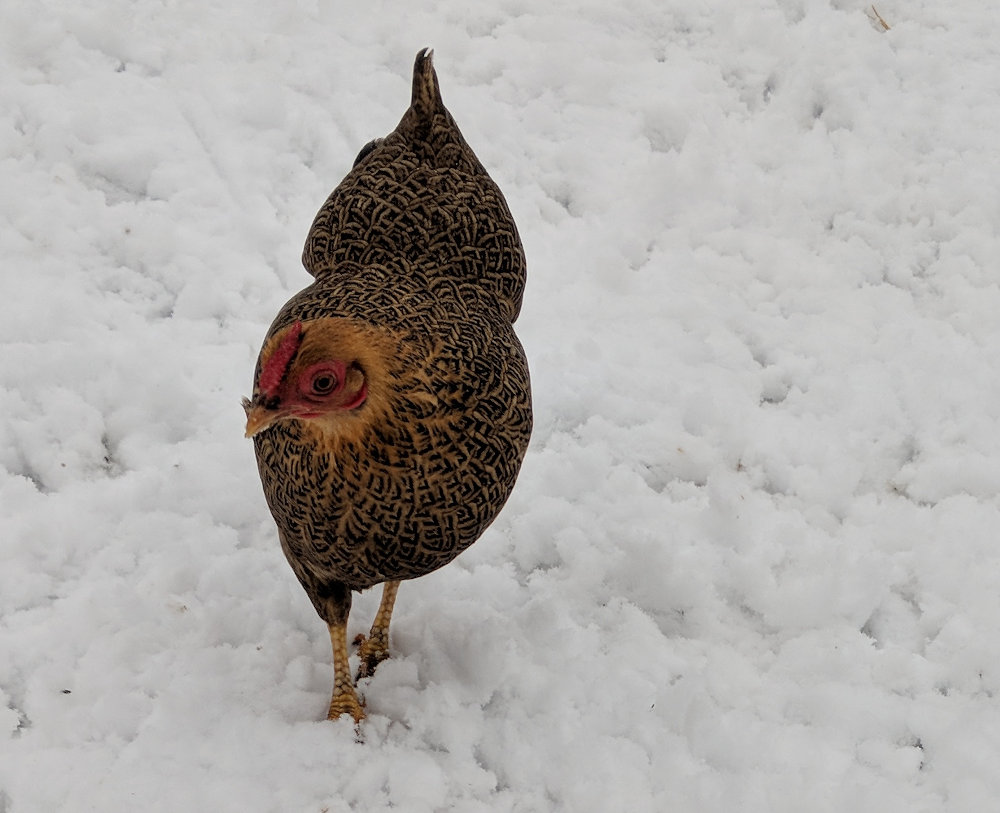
[3,1,1000,810]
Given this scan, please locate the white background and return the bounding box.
[2,2,1000,810]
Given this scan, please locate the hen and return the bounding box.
[243,49,532,722]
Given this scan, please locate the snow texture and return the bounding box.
[3,1,1000,811]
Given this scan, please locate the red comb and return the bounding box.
[259,321,303,397]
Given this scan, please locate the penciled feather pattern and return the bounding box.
[248,49,532,631]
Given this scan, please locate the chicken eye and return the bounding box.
[311,373,338,395]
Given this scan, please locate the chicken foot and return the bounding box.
[354,580,400,680]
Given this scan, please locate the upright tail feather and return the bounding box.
[411,48,443,122]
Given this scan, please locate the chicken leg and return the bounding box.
[327,620,365,722]
[355,580,400,680]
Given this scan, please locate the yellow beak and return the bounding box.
[244,405,279,438]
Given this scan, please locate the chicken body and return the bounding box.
[245,50,531,721]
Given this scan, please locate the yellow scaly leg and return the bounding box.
[327,620,365,722]
[355,580,400,680]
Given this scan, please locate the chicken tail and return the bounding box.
[411,47,443,122]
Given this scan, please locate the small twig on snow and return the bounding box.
[870,5,891,31]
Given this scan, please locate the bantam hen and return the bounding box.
[243,49,532,722]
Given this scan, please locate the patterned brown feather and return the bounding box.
[245,49,531,716]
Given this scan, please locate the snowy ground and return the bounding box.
[3,1,1000,810]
